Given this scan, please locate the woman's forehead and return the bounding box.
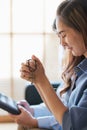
[56,19,68,32]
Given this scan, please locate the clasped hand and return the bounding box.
[20,55,45,84]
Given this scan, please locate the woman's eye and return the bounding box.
[61,34,66,38]
[58,33,66,38]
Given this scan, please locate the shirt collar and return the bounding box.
[74,58,87,77]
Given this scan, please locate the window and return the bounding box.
[0,0,63,107]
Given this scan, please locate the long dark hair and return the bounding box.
[52,1,86,95]
[52,18,85,95]
[60,50,85,95]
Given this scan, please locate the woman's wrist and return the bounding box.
[34,74,48,87]
[26,117,38,128]
[32,118,38,128]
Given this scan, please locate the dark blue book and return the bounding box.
[0,93,21,115]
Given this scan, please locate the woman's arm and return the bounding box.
[20,55,68,124]
[35,75,68,124]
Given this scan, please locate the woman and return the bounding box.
[10,50,84,130]
[10,1,87,130]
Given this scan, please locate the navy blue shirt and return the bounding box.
[62,58,87,130]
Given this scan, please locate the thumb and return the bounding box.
[18,105,26,112]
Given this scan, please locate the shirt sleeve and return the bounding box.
[31,103,62,129]
[62,88,87,130]
[37,115,61,130]
[31,102,52,117]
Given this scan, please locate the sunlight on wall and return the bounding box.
[0,0,64,115]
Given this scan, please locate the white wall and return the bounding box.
[12,34,62,101]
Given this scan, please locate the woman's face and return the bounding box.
[56,19,87,57]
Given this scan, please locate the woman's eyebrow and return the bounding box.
[58,30,65,35]
[56,30,65,36]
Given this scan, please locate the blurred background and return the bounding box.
[0,0,64,118]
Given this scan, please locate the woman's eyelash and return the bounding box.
[58,34,66,38]
[62,34,66,38]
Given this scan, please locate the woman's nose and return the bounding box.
[60,37,66,47]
